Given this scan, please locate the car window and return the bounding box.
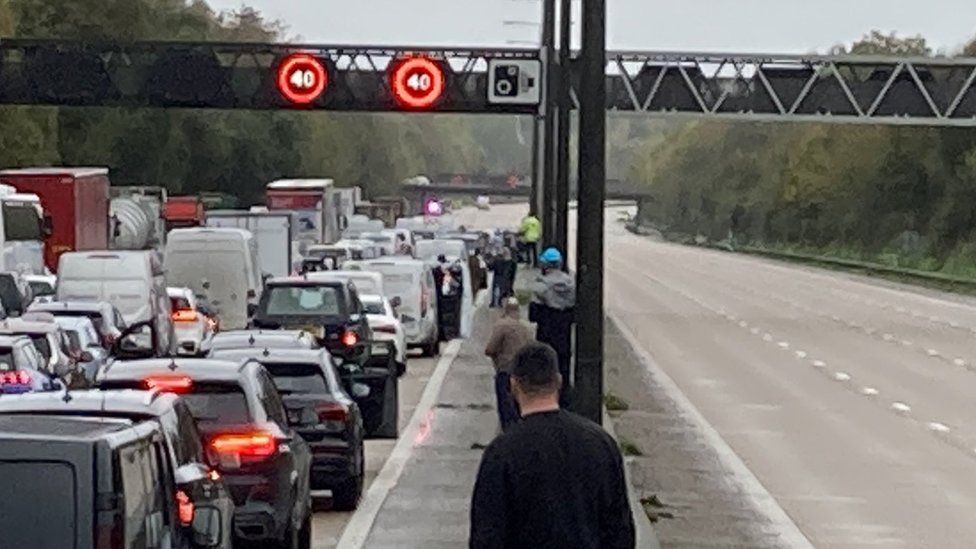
[0,461,76,547]
[263,286,341,316]
[174,402,206,463]
[64,331,81,354]
[114,309,126,329]
[28,335,51,362]
[27,281,54,297]
[263,362,329,394]
[362,299,385,315]
[170,296,191,311]
[181,384,250,425]
[257,370,289,429]
[0,347,15,370]
[120,441,165,548]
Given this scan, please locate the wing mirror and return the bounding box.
[190,506,223,547]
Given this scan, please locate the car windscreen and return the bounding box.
[262,362,330,394]
[0,461,75,547]
[170,296,191,311]
[262,286,342,317]
[0,347,15,370]
[362,299,385,315]
[181,385,250,425]
[0,276,23,313]
[2,202,43,241]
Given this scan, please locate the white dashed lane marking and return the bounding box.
[812,360,827,368]
[833,372,851,382]
[861,387,879,396]
[927,349,940,357]
[778,341,790,349]
[794,351,808,359]
[892,402,912,413]
[928,422,951,433]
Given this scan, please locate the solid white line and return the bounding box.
[336,339,463,549]
[611,313,814,549]
[602,411,661,549]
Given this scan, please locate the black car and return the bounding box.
[96,358,313,549]
[0,413,224,549]
[0,389,235,547]
[253,277,372,357]
[211,347,375,509]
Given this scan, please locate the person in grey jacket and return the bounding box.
[528,247,576,406]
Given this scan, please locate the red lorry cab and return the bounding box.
[0,168,110,273]
[163,196,205,230]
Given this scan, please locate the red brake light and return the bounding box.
[315,402,348,423]
[209,432,277,468]
[172,310,198,322]
[342,330,359,347]
[143,375,193,393]
[175,490,194,526]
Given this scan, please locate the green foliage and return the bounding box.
[634,31,976,277]
[0,0,527,202]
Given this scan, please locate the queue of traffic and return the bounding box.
[0,169,499,548]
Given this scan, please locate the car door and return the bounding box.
[257,370,311,516]
[337,340,399,439]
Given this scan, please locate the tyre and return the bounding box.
[331,448,364,511]
[297,513,311,549]
[421,338,439,358]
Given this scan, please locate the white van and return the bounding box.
[163,228,262,330]
[344,259,439,356]
[56,251,174,355]
[306,270,385,297]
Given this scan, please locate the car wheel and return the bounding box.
[332,447,364,511]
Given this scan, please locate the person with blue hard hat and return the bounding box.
[529,247,576,406]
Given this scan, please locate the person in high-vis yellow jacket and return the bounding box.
[518,214,541,267]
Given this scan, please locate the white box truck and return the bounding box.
[204,211,293,278]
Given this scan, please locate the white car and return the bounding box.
[167,287,212,356]
[361,294,407,370]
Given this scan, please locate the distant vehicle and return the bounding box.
[344,259,440,357]
[266,179,347,246]
[254,277,372,357]
[205,211,293,278]
[28,300,126,349]
[206,329,320,354]
[164,195,206,231]
[334,239,382,260]
[359,231,397,256]
[476,195,491,210]
[0,414,223,549]
[109,186,166,252]
[208,347,367,509]
[168,287,214,356]
[52,315,107,383]
[414,239,469,263]
[361,294,407,370]
[0,334,57,394]
[0,188,48,275]
[96,358,313,548]
[0,271,32,317]
[305,244,354,271]
[165,228,263,331]
[0,389,235,548]
[0,167,110,273]
[24,274,55,301]
[57,250,175,356]
[0,316,79,383]
[307,270,386,298]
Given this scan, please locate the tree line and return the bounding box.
[632,32,976,278]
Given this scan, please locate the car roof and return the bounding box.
[267,276,346,288]
[0,167,108,177]
[0,414,135,443]
[0,319,59,334]
[0,389,179,417]
[167,287,193,298]
[31,301,111,313]
[100,358,247,383]
[212,330,312,342]
[0,335,30,347]
[307,270,382,281]
[360,293,385,304]
[210,348,328,364]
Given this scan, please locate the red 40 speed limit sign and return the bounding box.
[276,53,329,105]
[390,56,446,110]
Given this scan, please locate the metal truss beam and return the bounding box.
[0,39,540,113]
[596,51,976,126]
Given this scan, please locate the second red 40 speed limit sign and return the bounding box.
[389,56,446,110]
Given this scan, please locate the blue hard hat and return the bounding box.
[539,247,563,265]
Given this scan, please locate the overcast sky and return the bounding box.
[207,0,976,53]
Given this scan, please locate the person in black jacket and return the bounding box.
[528,247,575,406]
[470,343,635,549]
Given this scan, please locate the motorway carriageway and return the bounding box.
[461,203,976,548]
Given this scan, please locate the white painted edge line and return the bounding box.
[336,339,463,549]
[602,408,661,549]
[610,312,814,549]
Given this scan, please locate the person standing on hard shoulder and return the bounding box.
[484,298,533,431]
[529,247,576,406]
[470,343,635,549]
[518,213,541,267]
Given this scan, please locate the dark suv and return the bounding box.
[211,347,368,509]
[96,358,313,549]
[0,389,234,547]
[253,277,372,357]
[0,414,224,549]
